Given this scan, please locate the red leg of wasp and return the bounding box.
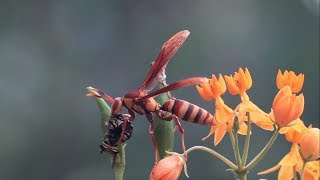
[146,112,159,163]
[116,109,135,145]
[160,113,187,158]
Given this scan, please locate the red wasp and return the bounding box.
[88,30,217,156]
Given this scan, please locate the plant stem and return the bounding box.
[237,173,247,180]
[300,161,307,180]
[87,87,126,180]
[153,82,174,160]
[184,146,238,170]
[241,112,251,166]
[114,145,126,180]
[229,132,242,169]
[233,131,242,169]
[246,126,280,171]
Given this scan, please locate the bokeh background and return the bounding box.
[0,0,319,179]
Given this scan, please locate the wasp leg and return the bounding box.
[159,113,187,159]
[116,109,135,145]
[146,112,160,163]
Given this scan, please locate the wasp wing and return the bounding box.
[138,77,208,101]
[139,30,190,92]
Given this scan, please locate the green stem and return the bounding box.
[233,131,242,169]
[114,145,126,180]
[300,161,307,180]
[86,87,126,180]
[246,126,280,171]
[153,82,174,160]
[241,112,251,166]
[185,146,238,170]
[237,173,247,180]
[229,132,242,169]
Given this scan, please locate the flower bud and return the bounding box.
[300,128,320,161]
[272,86,304,127]
[150,154,186,180]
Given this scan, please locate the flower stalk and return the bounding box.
[241,112,251,165]
[246,126,280,171]
[184,146,238,170]
[300,161,307,180]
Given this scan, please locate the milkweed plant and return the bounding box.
[87,44,319,180]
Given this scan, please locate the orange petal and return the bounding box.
[254,119,275,131]
[217,74,227,93]
[273,86,292,108]
[196,85,213,101]
[214,124,227,146]
[276,70,286,90]
[210,74,226,98]
[238,123,249,135]
[202,126,217,141]
[279,144,300,166]
[292,73,304,93]
[279,151,298,167]
[224,75,240,95]
[258,164,281,175]
[244,68,252,90]
[288,94,304,121]
[278,166,295,180]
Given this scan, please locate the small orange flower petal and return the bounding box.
[258,143,303,179]
[278,166,295,180]
[276,70,304,93]
[196,84,213,101]
[258,164,281,175]
[214,124,227,146]
[237,123,248,135]
[244,68,252,89]
[281,118,308,144]
[292,73,304,93]
[224,75,241,95]
[225,68,252,95]
[210,74,226,98]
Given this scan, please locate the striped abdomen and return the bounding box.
[161,99,215,126]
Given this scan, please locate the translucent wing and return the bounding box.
[139,30,190,92]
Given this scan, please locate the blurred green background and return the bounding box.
[0,0,318,179]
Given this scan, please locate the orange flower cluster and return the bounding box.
[196,68,274,145]
[150,69,317,180]
[256,70,319,179]
[259,120,319,179]
[272,70,305,127]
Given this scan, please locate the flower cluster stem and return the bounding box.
[241,112,251,165]
[229,132,242,169]
[246,126,280,171]
[300,161,307,180]
[234,132,242,169]
[185,146,238,170]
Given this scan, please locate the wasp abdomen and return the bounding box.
[161,99,214,126]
